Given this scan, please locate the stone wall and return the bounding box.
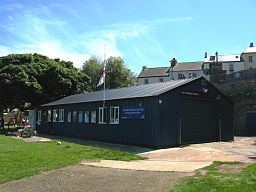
[213,69,256,135]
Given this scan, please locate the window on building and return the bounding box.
[99,107,107,124]
[210,56,215,61]
[110,106,119,124]
[192,73,197,78]
[72,111,77,122]
[53,109,58,122]
[84,111,89,123]
[67,112,72,122]
[203,63,209,69]
[159,78,163,83]
[38,110,42,121]
[249,56,253,62]
[59,109,64,122]
[229,64,234,73]
[178,73,183,79]
[91,111,96,123]
[47,110,51,122]
[144,79,149,84]
[78,111,83,122]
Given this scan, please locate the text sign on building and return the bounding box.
[121,106,145,119]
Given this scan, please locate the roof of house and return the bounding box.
[42,77,200,106]
[204,54,242,63]
[137,67,170,78]
[243,46,256,54]
[171,61,203,71]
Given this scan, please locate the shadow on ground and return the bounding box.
[40,134,153,154]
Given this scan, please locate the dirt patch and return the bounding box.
[11,136,51,142]
[217,163,250,174]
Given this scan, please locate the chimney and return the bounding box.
[204,52,207,58]
[215,51,218,62]
[249,42,254,47]
[170,58,177,68]
[142,66,147,71]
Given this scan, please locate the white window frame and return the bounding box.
[110,106,119,124]
[38,110,42,121]
[67,112,72,122]
[47,110,51,122]
[78,111,83,123]
[53,109,57,122]
[98,107,107,124]
[59,109,64,122]
[84,111,89,123]
[91,110,96,123]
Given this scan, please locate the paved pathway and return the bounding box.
[0,166,190,192]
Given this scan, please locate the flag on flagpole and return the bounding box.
[97,61,106,87]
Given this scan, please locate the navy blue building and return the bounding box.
[36,77,233,148]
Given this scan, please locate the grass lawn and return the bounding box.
[0,135,144,184]
[171,161,256,192]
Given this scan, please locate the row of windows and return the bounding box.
[144,78,164,84]
[178,73,197,79]
[38,107,119,124]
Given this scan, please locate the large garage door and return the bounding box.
[246,112,256,135]
[181,98,218,144]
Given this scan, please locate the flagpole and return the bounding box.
[103,44,106,108]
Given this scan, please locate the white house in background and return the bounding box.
[137,42,255,85]
[203,53,245,75]
[241,42,256,69]
[137,62,204,85]
[170,61,204,80]
[137,66,171,85]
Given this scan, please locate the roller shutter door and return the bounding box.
[181,98,217,144]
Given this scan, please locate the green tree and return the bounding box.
[0,53,90,111]
[82,56,102,91]
[82,56,136,91]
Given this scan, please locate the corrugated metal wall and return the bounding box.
[37,97,159,147]
[157,78,234,147]
[36,78,233,148]
[157,91,180,147]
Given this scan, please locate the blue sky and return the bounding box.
[0,0,256,74]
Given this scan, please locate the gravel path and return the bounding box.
[0,165,190,192]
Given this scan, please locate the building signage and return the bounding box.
[121,106,145,119]
[181,91,199,96]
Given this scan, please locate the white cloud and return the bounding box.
[0,2,192,70]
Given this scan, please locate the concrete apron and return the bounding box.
[81,139,255,172]
[81,160,212,172]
